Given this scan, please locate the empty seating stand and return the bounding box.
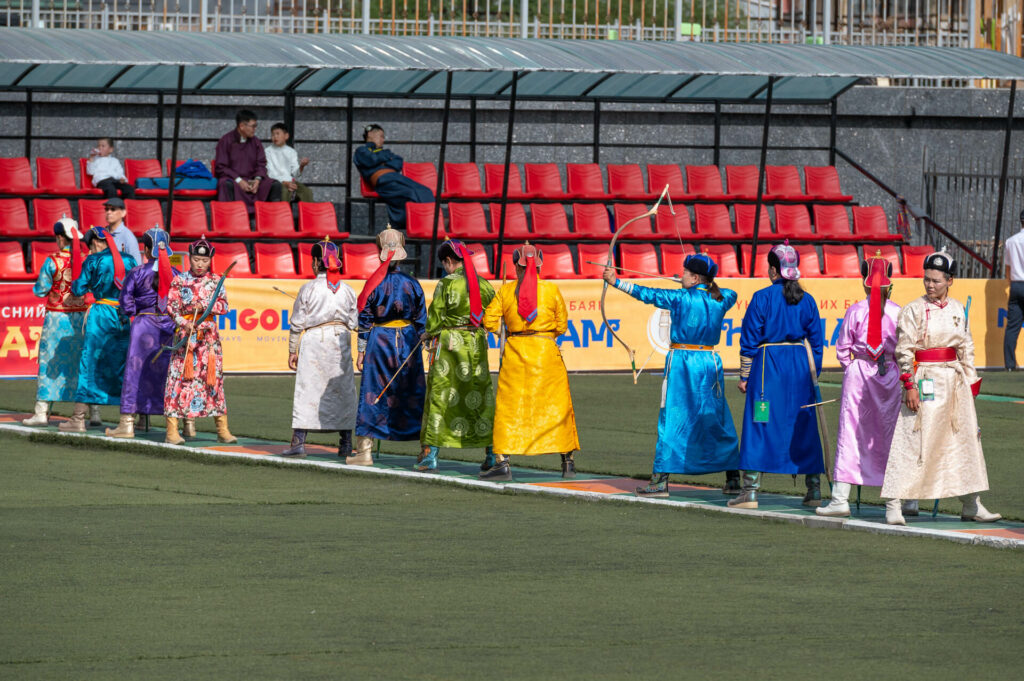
[36,158,88,196]
[0,241,28,280]
[607,165,657,200]
[0,158,40,195]
[484,164,533,199]
[524,163,569,199]
[254,242,297,278]
[0,198,35,237]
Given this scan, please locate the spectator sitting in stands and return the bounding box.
[100,197,142,266]
[265,122,312,203]
[353,124,433,230]
[87,137,135,200]
[215,109,281,215]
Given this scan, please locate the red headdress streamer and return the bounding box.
[157,244,173,301]
[95,227,126,289]
[321,241,343,289]
[515,245,540,323]
[863,255,892,361]
[451,241,482,326]
[358,250,395,311]
[70,229,83,280]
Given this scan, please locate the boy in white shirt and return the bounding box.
[86,137,135,200]
[264,123,312,202]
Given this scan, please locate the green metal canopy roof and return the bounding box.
[2,28,1023,103]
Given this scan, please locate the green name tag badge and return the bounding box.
[918,378,936,402]
[754,400,770,423]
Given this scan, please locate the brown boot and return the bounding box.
[58,403,88,433]
[105,414,135,438]
[346,436,375,466]
[214,415,237,444]
[165,417,186,445]
[183,418,196,438]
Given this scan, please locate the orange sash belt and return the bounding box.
[182,310,221,387]
[915,347,957,363]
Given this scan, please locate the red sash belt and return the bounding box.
[915,347,957,362]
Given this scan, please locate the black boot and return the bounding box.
[723,470,741,495]
[479,456,512,482]
[281,429,307,458]
[803,474,822,507]
[635,472,670,498]
[727,472,760,509]
[337,430,353,458]
[560,453,577,479]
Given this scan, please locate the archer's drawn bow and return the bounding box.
[153,261,237,363]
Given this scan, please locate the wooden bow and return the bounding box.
[601,185,674,384]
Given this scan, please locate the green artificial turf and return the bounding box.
[0,432,1021,681]
[2,370,1022,519]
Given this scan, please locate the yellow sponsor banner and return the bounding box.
[219,277,1015,373]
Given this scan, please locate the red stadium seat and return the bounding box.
[0,198,34,237]
[852,206,902,241]
[124,198,164,234]
[530,203,572,239]
[342,243,382,279]
[77,199,106,232]
[566,164,610,199]
[0,157,40,194]
[822,244,861,277]
[577,243,611,278]
[572,203,612,239]
[36,157,87,195]
[254,201,297,238]
[30,241,59,274]
[403,162,438,193]
[168,201,209,239]
[607,164,657,200]
[448,203,492,239]
[297,242,316,278]
[254,242,297,278]
[734,204,773,238]
[524,163,570,199]
[774,204,814,239]
[804,166,853,202]
[901,245,935,278]
[703,244,742,278]
[868,244,903,275]
[125,159,164,197]
[765,165,806,201]
[359,174,379,198]
[212,242,257,277]
[539,243,579,279]
[646,164,688,198]
[488,203,532,240]
[405,202,447,239]
[463,242,494,279]
[739,244,772,278]
[443,162,486,198]
[298,202,347,239]
[654,204,693,240]
[32,198,73,234]
[724,165,760,200]
[618,242,660,278]
[209,201,253,238]
[686,165,728,199]
[484,164,533,199]
[794,244,823,277]
[612,204,655,239]
[0,241,28,280]
[812,205,853,240]
[494,245,517,282]
[693,204,734,239]
[660,243,696,277]
[78,158,104,196]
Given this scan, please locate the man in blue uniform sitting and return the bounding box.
[353,124,434,230]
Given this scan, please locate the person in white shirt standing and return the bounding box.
[86,137,135,200]
[265,123,312,203]
[1004,209,1024,371]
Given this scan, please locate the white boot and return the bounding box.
[346,436,375,466]
[88,405,103,427]
[22,401,50,426]
[816,481,852,517]
[885,498,906,526]
[902,499,920,516]
[960,494,1002,523]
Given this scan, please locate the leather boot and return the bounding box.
[479,455,512,481]
[802,474,822,507]
[88,405,103,427]
[723,470,742,495]
[816,481,851,517]
[635,472,670,498]
[885,498,906,525]
[58,402,88,433]
[727,471,760,509]
[560,452,577,479]
[337,430,353,458]
[183,418,197,438]
[165,417,186,445]
[214,415,237,444]
[22,401,50,427]
[105,414,135,438]
[281,429,307,458]
[480,446,496,472]
[960,494,1002,522]
[346,435,375,466]
[417,445,439,472]
[902,499,920,516]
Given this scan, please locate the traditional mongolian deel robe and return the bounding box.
[353,143,433,227]
[356,269,427,441]
[214,131,274,212]
[614,280,740,474]
[881,296,989,500]
[119,261,179,415]
[833,298,901,486]
[289,273,359,431]
[71,248,138,405]
[739,280,825,475]
[483,279,580,456]
[421,266,496,448]
[32,246,87,402]
[164,271,228,419]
